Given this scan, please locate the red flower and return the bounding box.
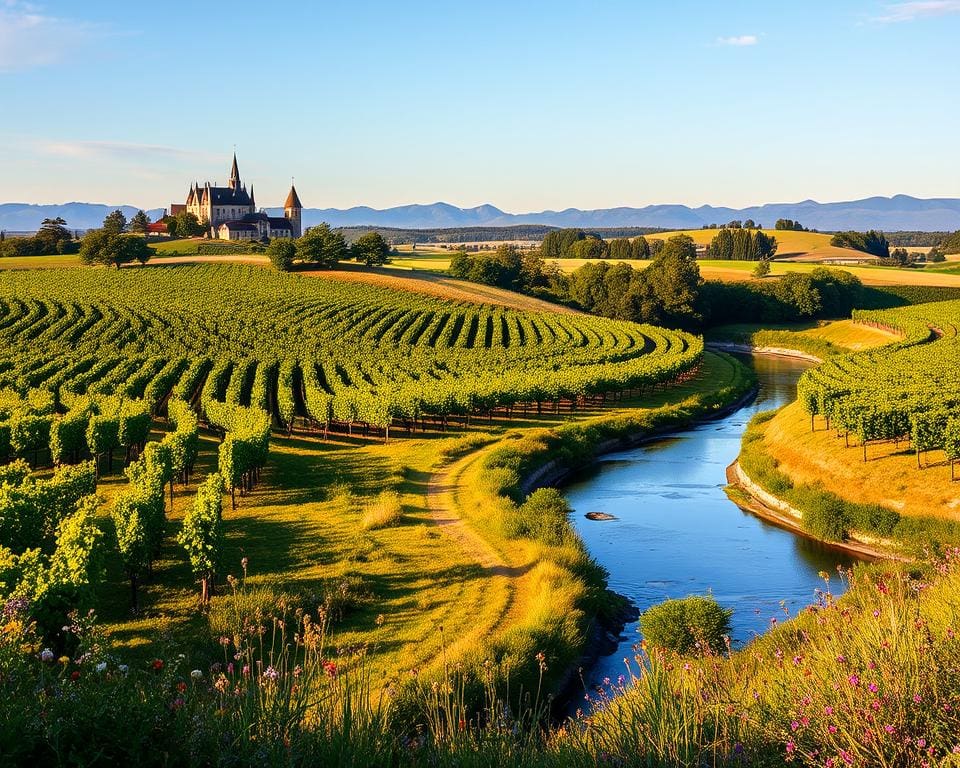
[323,661,337,678]
[151,659,164,672]
[176,681,187,693]
[70,671,80,682]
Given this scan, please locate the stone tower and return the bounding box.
[284,183,303,238]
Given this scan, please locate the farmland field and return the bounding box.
[738,300,960,547]
[0,261,728,680]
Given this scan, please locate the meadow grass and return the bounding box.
[645,227,835,254]
[82,352,744,693]
[0,253,83,269]
[757,399,960,523]
[708,319,900,358]
[9,457,960,766]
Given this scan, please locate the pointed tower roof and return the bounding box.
[249,183,256,210]
[284,184,303,209]
[228,152,241,190]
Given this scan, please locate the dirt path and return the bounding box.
[424,450,533,662]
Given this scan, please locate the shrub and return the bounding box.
[514,488,575,546]
[320,574,373,621]
[639,594,732,655]
[798,491,850,541]
[361,490,403,530]
[267,238,296,271]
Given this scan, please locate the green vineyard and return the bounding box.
[0,263,703,450]
[0,262,703,625]
[797,300,960,467]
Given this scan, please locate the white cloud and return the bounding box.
[717,35,759,47]
[37,140,216,162]
[874,1,960,22]
[0,2,104,73]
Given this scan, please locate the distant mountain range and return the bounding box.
[3,195,960,233]
[0,203,167,233]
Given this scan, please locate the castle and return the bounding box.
[170,154,303,241]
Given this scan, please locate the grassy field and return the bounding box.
[88,350,743,680]
[0,253,83,269]
[709,319,900,355]
[731,317,960,521]
[645,227,833,254]
[759,399,960,520]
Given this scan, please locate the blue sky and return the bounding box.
[0,0,958,212]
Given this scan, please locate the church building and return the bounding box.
[173,154,303,241]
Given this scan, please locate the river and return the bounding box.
[563,353,858,689]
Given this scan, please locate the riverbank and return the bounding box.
[440,351,757,709]
[725,460,907,562]
[706,341,822,363]
[521,361,759,496]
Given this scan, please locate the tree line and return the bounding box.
[0,218,78,256]
[540,228,661,260]
[267,225,392,271]
[78,210,152,268]
[830,230,890,258]
[451,236,704,329]
[448,234,877,330]
[708,227,778,261]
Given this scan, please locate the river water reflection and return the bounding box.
[563,353,857,689]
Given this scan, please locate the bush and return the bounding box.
[208,582,300,638]
[799,493,851,541]
[639,595,732,655]
[513,488,575,546]
[267,238,296,271]
[361,490,403,530]
[319,574,373,621]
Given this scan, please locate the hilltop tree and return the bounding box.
[79,230,151,268]
[754,231,778,260]
[296,223,347,268]
[267,238,296,271]
[831,230,890,258]
[567,236,609,259]
[129,210,151,234]
[710,227,777,261]
[776,218,806,231]
[351,231,391,266]
[103,209,128,234]
[541,228,587,259]
[34,217,74,253]
[711,228,734,260]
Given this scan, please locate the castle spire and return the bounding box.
[284,182,302,210]
[284,181,303,238]
[228,152,240,191]
[249,183,256,210]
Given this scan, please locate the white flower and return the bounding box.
[40,648,54,663]
[118,664,129,675]
[190,669,203,680]
[96,662,107,673]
